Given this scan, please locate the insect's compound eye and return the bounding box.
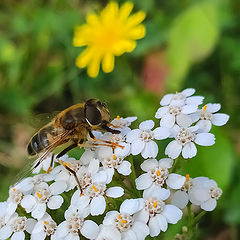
[85,105,102,125]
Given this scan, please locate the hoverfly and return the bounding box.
[27,99,122,191]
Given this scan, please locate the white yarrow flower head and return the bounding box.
[21,181,66,220]
[0,212,36,240]
[191,103,230,133]
[165,124,215,159]
[135,158,184,195]
[56,205,99,240]
[71,183,124,216]
[134,188,183,237]
[111,116,137,136]
[31,213,57,240]
[160,88,204,107]
[97,147,132,179]
[100,199,149,240]
[126,120,170,159]
[188,177,223,211]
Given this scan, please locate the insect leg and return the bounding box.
[88,130,124,149]
[55,144,83,194]
[46,154,55,174]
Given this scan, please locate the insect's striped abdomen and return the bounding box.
[27,125,54,156]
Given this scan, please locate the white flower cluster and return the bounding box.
[0,89,229,240]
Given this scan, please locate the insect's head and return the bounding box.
[84,99,120,134]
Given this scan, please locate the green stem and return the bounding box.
[171,157,180,173]
[193,210,206,225]
[128,156,142,197]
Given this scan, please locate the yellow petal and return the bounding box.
[86,14,100,26]
[128,25,146,39]
[113,40,136,55]
[126,11,146,28]
[101,2,119,22]
[76,48,94,68]
[119,2,133,20]
[73,26,89,47]
[87,52,102,77]
[102,53,114,73]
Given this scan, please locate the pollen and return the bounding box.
[44,221,48,225]
[203,105,207,111]
[157,170,161,176]
[13,188,16,191]
[36,192,42,199]
[92,185,98,192]
[122,220,127,223]
[186,174,190,181]
[113,154,117,160]
[117,115,120,120]
[154,201,158,208]
[118,214,122,219]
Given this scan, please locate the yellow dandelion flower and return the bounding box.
[73,1,146,77]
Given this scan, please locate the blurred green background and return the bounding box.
[0,0,239,239]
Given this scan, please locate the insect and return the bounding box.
[27,99,122,190]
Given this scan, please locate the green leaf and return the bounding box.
[166,1,220,91]
[180,127,234,190]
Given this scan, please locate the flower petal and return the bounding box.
[143,185,170,201]
[90,196,106,216]
[181,104,198,114]
[49,181,67,195]
[56,221,69,238]
[132,221,149,240]
[31,203,46,220]
[196,120,212,133]
[158,158,174,169]
[140,159,158,172]
[106,187,124,198]
[117,161,131,176]
[120,198,144,215]
[171,190,189,209]
[181,88,195,97]
[212,113,229,126]
[139,120,154,130]
[162,205,183,224]
[81,220,99,239]
[131,139,145,155]
[47,195,64,209]
[135,173,152,190]
[149,216,161,237]
[155,107,168,119]
[201,198,217,211]
[11,231,25,240]
[156,214,168,232]
[21,195,37,212]
[165,140,182,159]
[195,133,215,146]
[141,141,158,159]
[166,174,186,189]
[0,225,12,239]
[160,94,174,106]
[102,53,114,73]
[103,211,119,225]
[160,114,175,128]
[186,96,204,106]
[182,142,197,159]
[153,127,170,140]
[205,103,221,113]
[176,113,192,128]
